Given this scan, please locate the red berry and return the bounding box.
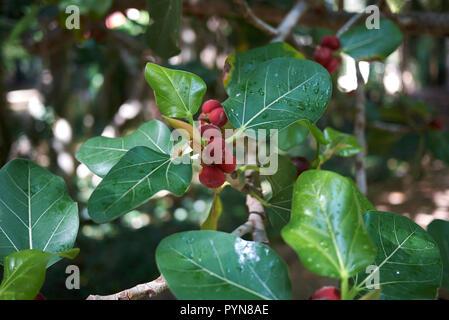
[291,157,309,176]
[202,138,227,165]
[199,165,226,188]
[217,153,236,173]
[325,57,340,74]
[429,119,443,131]
[309,286,341,300]
[200,124,221,142]
[209,107,228,127]
[321,35,340,51]
[202,99,222,114]
[313,46,333,67]
[34,292,46,300]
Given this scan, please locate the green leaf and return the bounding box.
[354,211,442,300]
[427,130,449,164]
[76,120,172,177]
[146,0,182,58]
[339,19,403,61]
[156,230,291,300]
[223,42,304,92]
[88,146,192,223]
[145,62,207,118]
[278,121,309,151]
[0,249,78,300]
[281,170,376,279]
[265,156,297,232]
[323,127,363,157]
[302,120,326,144]
[427,219,449,290]
[201,192,223,231]
[0,159,79,265]
[222,58,331,133]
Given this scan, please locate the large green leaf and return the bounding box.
[339,19,403,61]
[266,185,294,232]
[156,230,291,300]
[146,0,182,58]
[88,146,192,223]
[278,121,309,151]
[223,42,304,93]
[427,130,449,164]
[282,170,376,279]
[145,62,206,118]
[353,211,442,300]
[427,219,449,290]
[75,120,172,177]
[0,159,79,265]
[222,58,331,134]
[0,248,79,300]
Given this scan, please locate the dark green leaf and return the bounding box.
[88,146,192,223]
[266,185,294,232]
[146,0,182,58]
[278,121,309,151]
[427,130,449,164]
[156,231,291,300]
[339,19,403,61]
[224,42,304,93]
[0,159,79,265]
[76,120,172,177]
[145,63,207,118]
[282,170,376,279]
[427,219,449,290]
[0,249,78,300]
[354,211,442,300]
[223,58,331,133]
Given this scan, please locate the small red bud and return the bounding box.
[321,35,340,51]
[209,107,228,127]
[309,286,341,300]
[314,47,334,67]
[325,57,341,74]
[202,99,222,114]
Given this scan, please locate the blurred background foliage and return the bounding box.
[0,0,448,299]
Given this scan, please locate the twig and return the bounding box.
[86,275,168,300]
[231,221,254,237]
[233,0,277,37]
[354,62,367,195]
[336,10,364,37]
[271,1,308,42]
[368,121,411,134]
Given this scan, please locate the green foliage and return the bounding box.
[145,62,207,119]
[278,121,309,151]
[156,231,291,300]
[76,120,173,177]
[354,211,442,300]
[427,219,449,290]
[0,159,79,265]
[282,170,376,279]
[222,58,332,133]
[146,0,182,58]
[0,249,78,300]
[88,146,192,223]
[427,130,449,164]
[201,192,223,231]
[339,19,403,61]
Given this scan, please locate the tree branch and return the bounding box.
[86,275,168,300]
[271,0,308,42]
[354,62,367,195]
[233,0,277,37]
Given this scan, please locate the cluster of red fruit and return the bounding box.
[313,35,341,74]
[198,100,236,189]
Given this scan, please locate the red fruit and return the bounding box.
[429,119,443,131]
[199,165,226,188]
[321,35,340,51]
[291,157,310,176]
[209,107,228,127]
[202,99,222,114]
[325,57,340,74]
[34,292,46,300]
[200,124,221,142]
[202,138,227,165]
[313,46,333,67]
[309,286,341,300]
[217,153,236,173]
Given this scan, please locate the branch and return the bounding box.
[354,62,367,195]
[233,0,277,37]
[271,1,308,42]
[86,275,168,300]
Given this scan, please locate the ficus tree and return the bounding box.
[1,0,449,301]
